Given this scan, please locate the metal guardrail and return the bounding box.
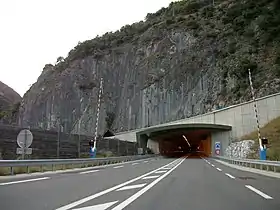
[0,155,157,175]
[214,156,280,173]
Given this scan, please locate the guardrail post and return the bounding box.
[40,165,43,172]
[27,166,30,174]
[274,166,276,172]
[52,164,55,171]
[260,164,263,170]
[10,167,14,175]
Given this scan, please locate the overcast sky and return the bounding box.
[0,0,175,96]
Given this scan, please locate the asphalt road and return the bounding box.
[0,156,279,210]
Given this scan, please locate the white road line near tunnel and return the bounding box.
[132,163,139,165]
[111,158,186,210]
[113,166,124,169]
[142,175,160,180]
[211,164,215,167]
[216,168,222,171]
[0,177,50,186]
[79,170,99,175]
[116,184,147,191]
[155,171,167,174]
[245,185,273,199]
[225,173,235,179]
[55,158,182,210]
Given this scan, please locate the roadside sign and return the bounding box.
[17,129,33,148]
[16,148,32,155]
[215,149,220,155]
[215,142,221,150]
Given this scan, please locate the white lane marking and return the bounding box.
[216,168,222,171]
[142,175,160,180]
[55,158,181,210]
[0,177,50,186]
[225,173,235,179]
[132,163,139,165]
[111,158,186,210]
[113,166,124,169]
[155,170,167,174]
[143,161,148,163]
[162,167,172,170]
[72,201,119,210]
[79,170,99,175]
[211,164,215,167]
[116,184,147,191]
[245,185,273,199]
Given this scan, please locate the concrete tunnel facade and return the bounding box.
[136,123,232,157]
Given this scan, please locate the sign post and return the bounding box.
[16,129,33,159]
[214,142,221,156]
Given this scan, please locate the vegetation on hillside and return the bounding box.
[242,116,280,160]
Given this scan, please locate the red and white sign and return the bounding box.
[215,149,220,155]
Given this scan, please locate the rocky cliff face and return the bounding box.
[19,0,280,135]
[0,81,21,124]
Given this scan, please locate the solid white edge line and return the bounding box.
[225,173,235,179]
[0,177,50,186]
[79,170,100,175]
[113,166,124,169]
[132,163,139,165]
[245,185,273,199]
[111,157,186,210]
[116,183,147,191]
[55,158,181,210]
[216,168,222,171]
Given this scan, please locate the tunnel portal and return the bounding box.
[136,123,232,158]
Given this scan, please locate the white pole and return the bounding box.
[93,78,103,149]
[248,69,263,151]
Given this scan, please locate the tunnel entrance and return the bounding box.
[154,129,211,158]
[136,123,232,158]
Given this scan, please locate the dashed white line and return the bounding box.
[245,185,273,199]
[117,184,147,191]
[155,170,167,174]
[0,177,50,186]
[132,163,139,165]
[143,161,148,163]
[111,158,185,210]
[142,175,160,180]
[216,168,222,171]
[211,164,215,167]
[113,166,124,169]
[225,173,235,179]
[79,170,99,175]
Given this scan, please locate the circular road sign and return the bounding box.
[215,149,220,155]
[17,129,33,148]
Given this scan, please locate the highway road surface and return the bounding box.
[0,155,279,210]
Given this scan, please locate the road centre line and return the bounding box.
[245,185,273,199]
[55,158,182,210]
[0,177,50,186]
[111,158,186,210]
[225,173,235,179]
[79,170,99,175]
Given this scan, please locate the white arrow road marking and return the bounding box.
[245,185,273,199]
[155,170,167,174]
[0,177,50,186]
[142,175,160,180]
[79,170,99,175]
[55,158,181,210]
[72,201,119,210]
[111,158,185,210]
[116,184,147,191]
[225,173,235,179]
